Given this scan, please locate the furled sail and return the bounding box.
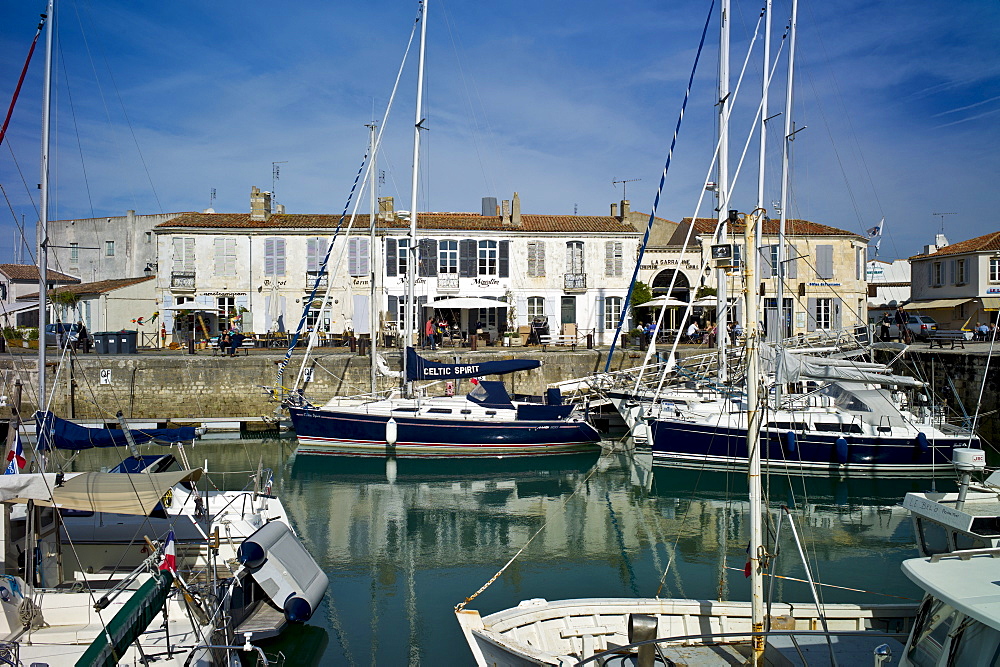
[761,347,925,388]
[405,347,540,381]
[36,411,198,451]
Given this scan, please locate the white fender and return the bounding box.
[386,417,398,446]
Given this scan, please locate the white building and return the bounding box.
[153,189,644,345]
[866,258,911,319]
[908,231,1000,328]
[18,276,157,339]
[0,264,80,328]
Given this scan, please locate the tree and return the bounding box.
[630,282,653,309]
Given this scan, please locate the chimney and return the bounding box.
[935,233,949,249]
[610,203,619,218]
[379,196,395,220]
[501,199,511,225]
[482,196,498,217]
[620,199,630,220]
[250,186,272,221]
[276,204,286,215]
[511,192,521,227]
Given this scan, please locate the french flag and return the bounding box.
[4,434,25,475]
[159,531,177,572]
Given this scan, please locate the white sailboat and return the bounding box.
[286,0,600,458]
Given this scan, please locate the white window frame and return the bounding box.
[769,245,780,277]
[990,258,1000,283]
[604,296,622,331]
[397,238,410,277]
[70,243,79,264]
[105,240,115,257]
[439,240,458,274]
[815,297,833,329]
[957,258,967,285]
[478,240,498,276]
[217,296,236,333]
[527,296,545,319]
[567,241,585,274]
[933,262,943,287]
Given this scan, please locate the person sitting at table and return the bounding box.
[644,321,656,344]
[218,332,231,354]
[685,321,700,343]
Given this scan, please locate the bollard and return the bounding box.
[470,334,478,351]
[586,333,593,349]
[349,336,357,353]
[188,338,195,354]
[358,338,368,356]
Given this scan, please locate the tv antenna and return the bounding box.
[272,161,288,204]
[613,178,641,200]
[932,212,956,234]
[209,188,216,209]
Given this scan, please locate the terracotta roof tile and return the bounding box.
[681,217,864,238]
[908,231,1000,260]
[0,264,80,283]
[155,212,643,234]
[18,276,154,301]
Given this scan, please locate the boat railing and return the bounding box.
[576,629,911,666]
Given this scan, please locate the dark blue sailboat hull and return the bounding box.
[649,419,972,476]
[289,406,601,458]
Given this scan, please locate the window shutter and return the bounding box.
[834,298,842,330]
[173,238,184,272]
[418,239,438,277]
[347,238,358,276]
[358,238,370,276]
[459,239,477,277]
[786,244,797,279]
[605,242,614,276]
[615,242,623,276]
[499,240,510,278]
[806,297,817,331]
[388,295,398,321]
[309,238,320,273]
[264,238,275,276]
[816,245,834,279]
[596,295,605,333]
[516,296,527,325]
[758,246,771,278]
[214,238,224,275]
[386,238,398,277]
[274,239,286,276]
[226,239,236,276]
[527,243,537,276]
[537,242,546,277]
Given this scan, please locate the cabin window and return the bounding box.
[907,598,959,667]
[813,422,863,433]
[914,518,950,556]
[427,408,452,414]
[485,410,497,416]
[765,421,809,432]
[392,407,419,413]
[460,409,472,414]
[948,618,1000,666]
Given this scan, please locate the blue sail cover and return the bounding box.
[36,412,197,451]
[405,347,540,381]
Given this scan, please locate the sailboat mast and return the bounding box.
[37,0,55,416]
[715,0,730,382]
[744,209,765,665]
[403,0,428,392]
[756,0,772,244]
[367,121,379,395]
[775,0,798,407]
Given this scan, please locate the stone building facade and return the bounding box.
[908,230,1000,328]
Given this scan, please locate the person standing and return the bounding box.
[77,320,90,353]
[879,312,892,342]
[894,305,909,343]
[424,317,436,350]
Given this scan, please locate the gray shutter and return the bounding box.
[786,244,797,279]
[388,295,399,322]
[545,297,558,324]
[347,237,358,276]
[275,239,286,276]
[499,240,509,278]
[358,238,370,276]
[537,242,546,277]
[459,239,477,277]
[596,295,605,333]
[418,238,438,277]
[214,238,224,275]
[309,238,320,273]
[516,296,527,326]
[806,297,817,331]
[605,241,614,276]
[386,238,397,277]
[527,243,537,276]
[758,246,772,278]
[264,238,275,276]
[816,245,834,279]
[833,298,842,330]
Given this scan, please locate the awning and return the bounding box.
[160,304,216,312]
[0,469,202,515]
[982,297,1000,311]
[427,297,507,309]
[634,296,690,308]
[0,301,40,316]
[907,298,971,311]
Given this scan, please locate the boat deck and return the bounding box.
[600,635,906,665]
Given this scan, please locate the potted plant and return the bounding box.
[628,327,645,347]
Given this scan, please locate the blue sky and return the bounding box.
[1,0,998,267]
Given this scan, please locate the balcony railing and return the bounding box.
[438,274,459,290]
[306,270,329,290]
[171,272,196,289]
[564,273,587,290]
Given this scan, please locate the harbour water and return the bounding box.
[70,437,935,665]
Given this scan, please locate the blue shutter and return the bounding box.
[347,238,358,276]
[806,297,817,331]
[264,238,276,276]
[275,239,286,276]
[358,238,370,276]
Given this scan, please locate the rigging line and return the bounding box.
[284,4,421,391]
[604,0,716,374]
[58,45,95,217]
[0,14,46,148]
[722,566,918,600]
[0,184,37,267]
[4,142,41,225]
[968,322,998,446]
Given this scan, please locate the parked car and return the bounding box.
[888,315,937,341]
[44,322,82,347]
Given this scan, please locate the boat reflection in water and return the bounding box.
[272,442,930,664]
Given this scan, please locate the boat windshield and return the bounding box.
[907,598,960,667]
[821,383,901,426]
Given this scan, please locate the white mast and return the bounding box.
[715,0,730,382]
[756,0,772,251]
[403,0,428,393]
[744,209,766,665]
[775,0,798,407]
[37,0,55,417]
[367,121,379,395]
